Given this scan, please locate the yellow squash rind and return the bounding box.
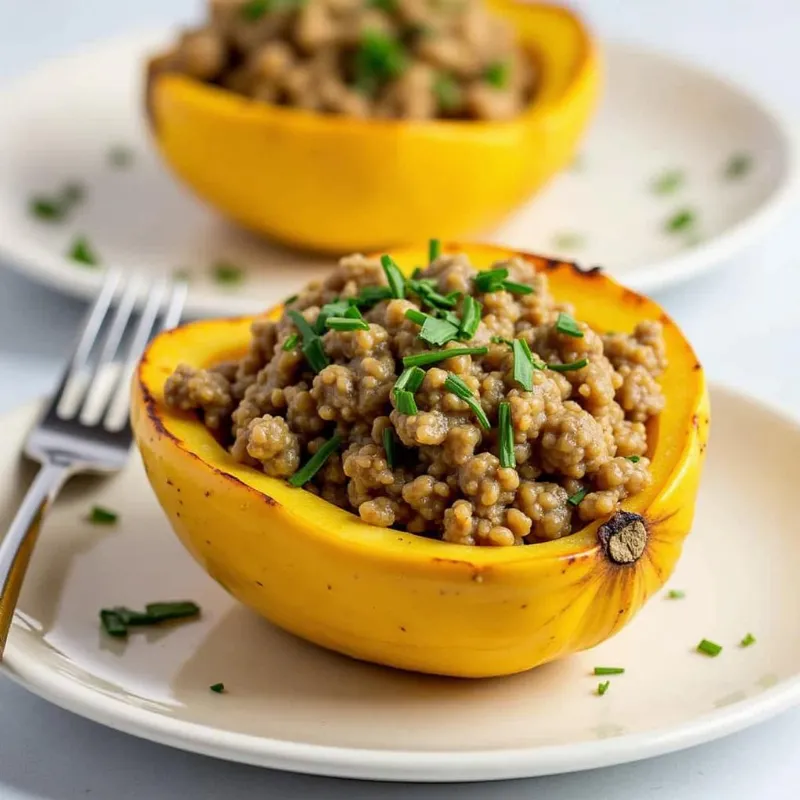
[132,244,708,677]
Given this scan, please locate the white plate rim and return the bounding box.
[3,383,800,783]
[0,32,796,313]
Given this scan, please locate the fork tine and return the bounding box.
[103,278,187,431]
[51,269,123,419]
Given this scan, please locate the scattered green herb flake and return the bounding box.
[382,427,397,468]
[110,607,152,626]
[498,401,515,468]
[667,589,685,600]
[393,388,418,416]
[289,435,342,487]
[548,358,588,373]
[474,267,509,294]
[597,680,610,696]
[443,374,490,430]
[355,285,393,307]
[594,667,625,676]
[665,208,696,234]
[552,232,586,251]
[241,0,270,20]
[325,316,370,332]
[381,254,406,298]
[282,333,299,351]
[144,601,200,622]
[210,682,225,693]
[740,633,756,648]
[404,308,428,327]
[368,0,398,10]
[724,152,753,180]
[512,338,535,391]
[402,347,487,368]
[567,487,587,507]
[484,61,509,89]
[428,238,441,264]
[491,336,513,346]
[440,310,462,328]
[434,73,462,112]
[555,311,584,338]
[285,293,299,305]
[354,31,407,96]
[626,455,641,463]
[651,169,684,195]
[108,145,134,169]
[458,296,481,340]
[302,337,330,373]
[89,505,118,525]
[69,235,100,267]
[287,309,318,342]
[697,638,723,657]
[213,262,245,285]
[30,182,85,223]
[420,316,460,346]
[395,365,425,393]
[100,609,128,638]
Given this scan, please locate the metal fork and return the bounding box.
[0,271,187,660]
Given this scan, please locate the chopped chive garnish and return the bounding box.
[108,145,134,169]
[210,682,225,693]
[593,667,625,676]
[405,308,428,326]
[740,633,756,648]
[567,487,587,507]
[597,681,610,696]
[213,262,245,284]
[89,505,118,525]
[484,61,509,88]
[498,401,515,468]
[285,293,299,305]
[433,73,462,112]
[440,310,462,328]
[289,435,342,487]
[343,304,364,320]
[355,285,393,307]
[302,338,329,373]
[62,182,84,205]
[665,208,696,233]
[241,0,270,20]
[548,358,588,372]
[697,639,722,657]
[407,279,458,310]
[30,182,85,222]
[458,296,481,340]
[443,374,490,429]
[625,455,641,463]
[555,312,584,338]
[100,610,127,637]
[68,235,100,267]
[393,389,418,415]
[287,309,317,341]
[381,255,406,299]
[725,152,752,180]
[99,601,200,638]
[315,298,352,332]
[282,334,299,351]
[667,589,685,599]
[512,338,539,391]
[552,231,586,251]
[145,601,201,622]
[354,30,408,96]
[428,238,441,263]
[369,0,398,11]
[491,336,513,346]
[382,427,396,468]
[421,316,460,346]
[474,267,509,293]
[325,316,370,332]
[395,365,425,393]
[501,281,534,295]
[402,347,487,368]
[651,169,684,195]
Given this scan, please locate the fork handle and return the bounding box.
[0,461,71,661]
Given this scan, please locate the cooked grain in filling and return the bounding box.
[158,0,535,121]
[165,249,666,546]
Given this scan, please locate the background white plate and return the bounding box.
[0,31,795,316]
[3,384,800,782]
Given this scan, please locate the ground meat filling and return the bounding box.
[165,251,667,546]
[159,0,536,121]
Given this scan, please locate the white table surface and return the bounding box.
[1,1,800,797]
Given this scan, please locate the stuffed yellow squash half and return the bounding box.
[132,243,708,678]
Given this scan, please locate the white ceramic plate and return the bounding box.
[0,32,795,315]
[3,384,800,782]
